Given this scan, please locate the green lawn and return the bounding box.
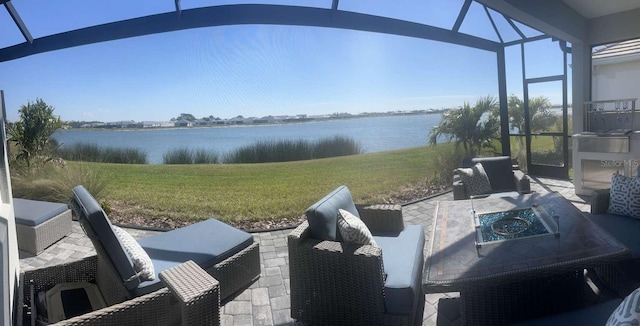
[89,144,454,223]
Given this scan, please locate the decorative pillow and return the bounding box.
[454,162,492,196]
[607,287,640,325]
[112,226,155,281]
[608,173,640,219]
[337,209,378,247]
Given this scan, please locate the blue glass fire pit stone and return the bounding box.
[477,207,552,243]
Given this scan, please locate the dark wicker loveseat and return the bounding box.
[453,156,531,200]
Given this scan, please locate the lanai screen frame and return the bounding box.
[1,1,573,322]
[0,1,573,157]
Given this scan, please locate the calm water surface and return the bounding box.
[53,114,443,164]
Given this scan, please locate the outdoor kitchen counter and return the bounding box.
[573,131,640,195]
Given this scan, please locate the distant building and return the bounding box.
[174,121,193,127]
[142,121,174,128]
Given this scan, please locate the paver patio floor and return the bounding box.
[19,176,592,325]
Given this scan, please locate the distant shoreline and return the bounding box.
[64,110,447,131]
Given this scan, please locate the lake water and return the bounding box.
[52,114,444,164]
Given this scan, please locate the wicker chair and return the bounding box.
[67,185,260,304]
[288,186,425,326]
[453,156,531,200]
[20,257,220,325]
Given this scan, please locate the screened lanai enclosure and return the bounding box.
[2,0,640,324]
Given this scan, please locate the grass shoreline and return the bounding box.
[82,144,454,227]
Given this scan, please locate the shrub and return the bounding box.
[58,142,147,164]
[313,135,362,159]
[193,149,218,164]
[11,162,108,203]
[163,147,193,164]
[8,98,64,167]
[163,148,218,164]
[224,135,362,163]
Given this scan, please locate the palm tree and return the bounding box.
[429,95,500,157]
[508,95,556,134]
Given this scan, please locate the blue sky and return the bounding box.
[0,0,570,122]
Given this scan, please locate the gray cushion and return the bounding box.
[373,224,425,315]
[513,299,622,326]
[464,156,516,192]
[306,185,360,241]
[71,186,140,290]
[585,212,640,259]
[14,198,69,226]
[134,218,254,296]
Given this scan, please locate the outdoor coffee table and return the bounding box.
[423,192,629,325]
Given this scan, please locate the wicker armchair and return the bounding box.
[453,156,530,200]
[20,257,220,325]
[288,186,424,326]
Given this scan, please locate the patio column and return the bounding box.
[497,47,510,156]
[571,41,591,135]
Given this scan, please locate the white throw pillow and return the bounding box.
[607,287,640,325]
[112,226,155,281]
[455,162,492,196]
[337,209,378,247]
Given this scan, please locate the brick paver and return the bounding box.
[18,177,586,325]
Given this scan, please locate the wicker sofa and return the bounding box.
[453,156,530,200]
[288,185,425,326]
[586,188,640,297]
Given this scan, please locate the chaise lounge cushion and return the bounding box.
[306,185,360,241]
[373,224,425,315]
[72,186,140,290]
[14,198,69,226]
[134,218,254,296]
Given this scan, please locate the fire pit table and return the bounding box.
[423,192,629,325]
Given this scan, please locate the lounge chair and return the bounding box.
[71,185,260,302]
[288,185,425,325]
[20,185,260,325]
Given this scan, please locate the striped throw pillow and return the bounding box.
[337,209,378,247]
[113,226,155,281]
[607,287,640,325]
[608,173,640,218]
[455,162,492,196]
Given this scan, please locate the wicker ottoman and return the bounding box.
[14,198,72,255]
